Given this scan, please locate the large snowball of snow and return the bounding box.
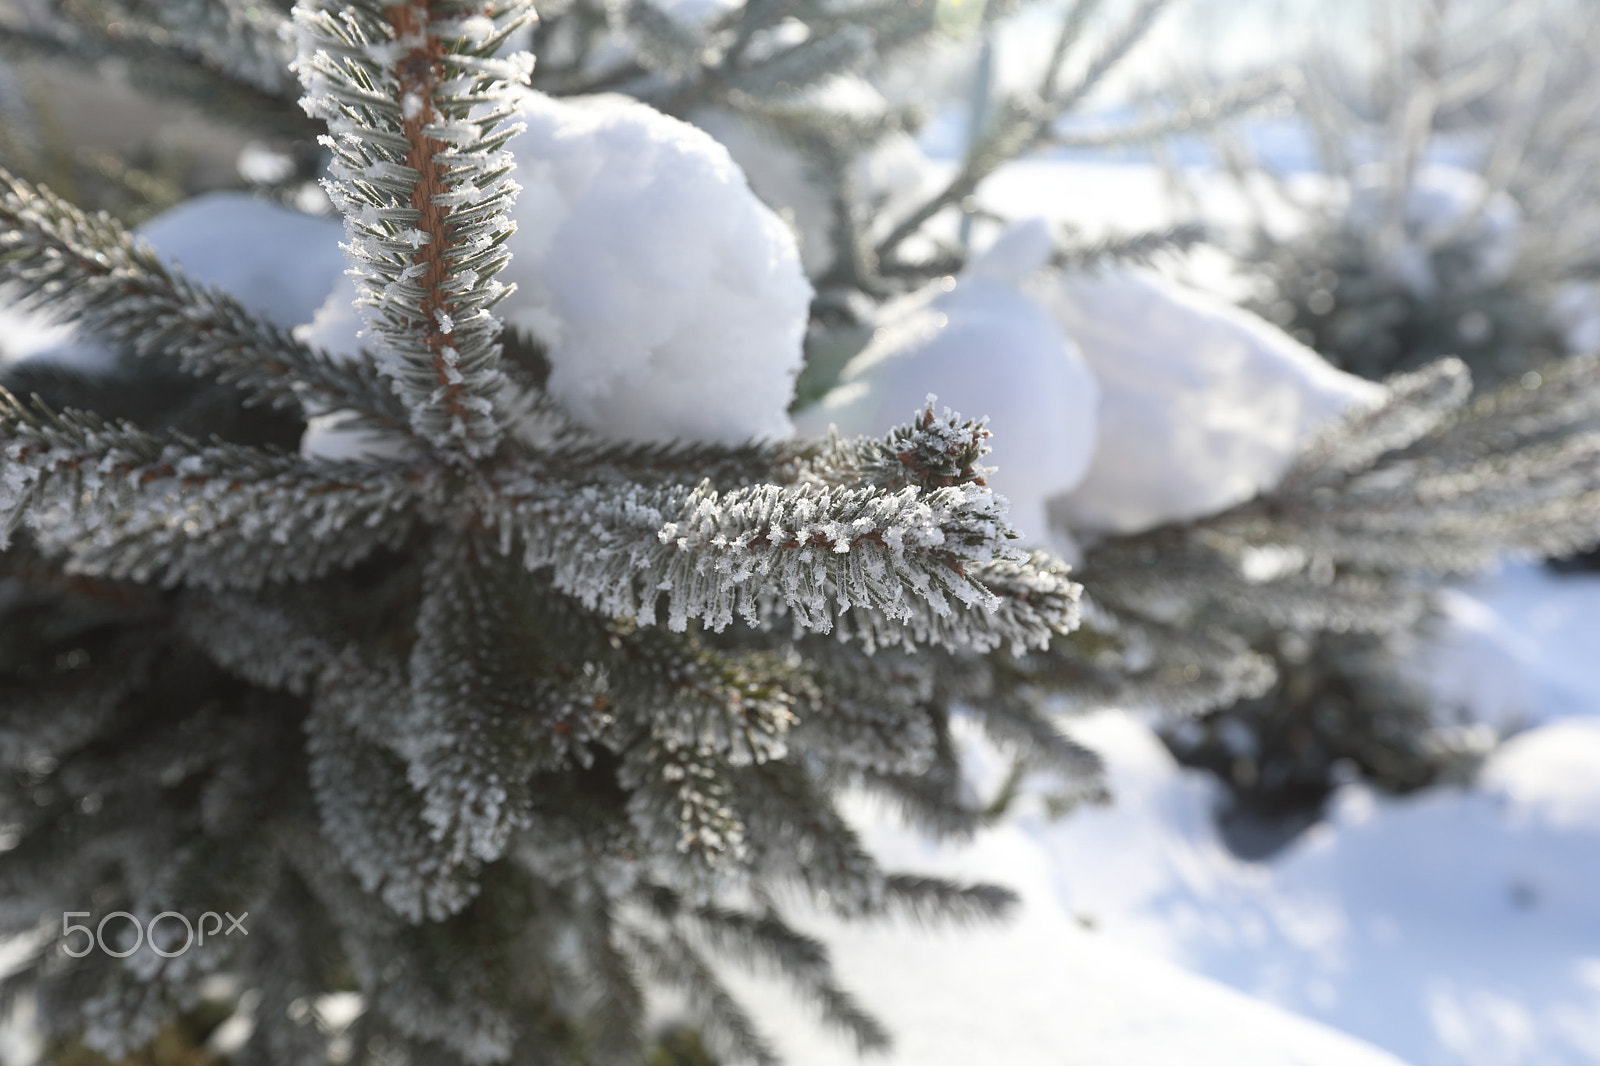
[499,92,813,444]
[794,221,1098,551]
[3,193,345,373]
[1045,268,1383,535]
[1346,163,1523,298]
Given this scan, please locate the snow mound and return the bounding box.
[1480,723,1600,831]
[724,715,1415,1066]
[500,92,813,444]
[296,275,363,361]
[730,896,1416,1066]
[1045,268,1383,534]
[887,698,1600,1066]
[1419,563,1600,729]
[794,220,1098,550]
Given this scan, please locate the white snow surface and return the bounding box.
[297,274,364,362]
[794,220,1099,551]
[1044,267,1384,534]
[726,562,1600,1066]
[735,695,1600,1066]
[137,193,346,328]
[887,156,1380,535]
[733,820,1415,1066]
[1418,563,1600,729]
[0,307,79,367]
[499,92,813,445]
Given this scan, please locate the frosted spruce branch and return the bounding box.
[485,407,1082,652]
[1081,357,1600,661]
[642,890,892,1055]
[293,0,536,460]
[0,167,407,427]
[121,0,297,95]
[569,0,928,115]
[0,15,318,143]
[0,381,1077,650]
[0,390,432,588]
[1046,73,1291,154]
[874,0,1173,267]
[1222,359,1600,570]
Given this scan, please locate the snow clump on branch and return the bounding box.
[299,91,814,450]
[1045,268,1385,535]
[499,92,813,445]
[796,220,1099,553]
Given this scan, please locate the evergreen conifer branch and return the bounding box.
[732,759,884,907]
[878,874,1020,925]
[315,864,526,1064]
[0,167,409,427]
[873,0,1174,266]
[118,0,297,95]
[0,16,317,142]
[1023,608,1277,718]
[567,893,649,1066]
[1069,354,1600,743]
[859,736,990,837]
[292,0,536,460]
[625,927,783,1066]
[1427,352,1600,456]
[620,0,703,77]
[407,534,557,867]
[1281,359,1473,487]
[0,390,430,587]
[722,23,875,99]
[624,734,751,865]
[1051,222,1207,271]
[589,0,939,116]
[1216,360,1600,570]
[783,641,938,775]
[175,591,335,696]
[664,896,894,1054]
[309,656,487,922]
[487,409,1080,652]
[1047,74,1290,153]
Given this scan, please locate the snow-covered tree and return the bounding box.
[0,3,1087,1062]
[1152,0,1600,833]
[4,0,1600,1062]
[1220,0,1600,391]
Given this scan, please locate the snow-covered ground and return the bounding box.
[737,844,1416,1066]
[733,563,1600,1066]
